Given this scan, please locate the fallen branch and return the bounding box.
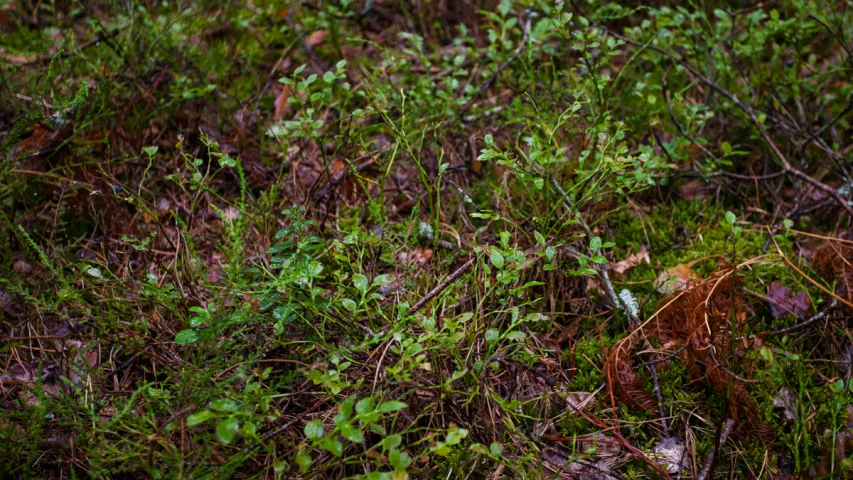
[564,401,674,480]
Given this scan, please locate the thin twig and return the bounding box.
[642,344,688,367]
[707,346,761,384]
[462,16,531,115]
[797,94,853,162]
[765,298,838,337]
[406,256,476,316]
[662,69,718,164]
[696,418,735,480]
[33,26,125,64]
[808,14,853,61]
[240,399,327,456]
[706,170,785,181]
[549,175,670,435]
[570,2,853,218]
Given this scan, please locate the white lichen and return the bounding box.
[619,289,639,318]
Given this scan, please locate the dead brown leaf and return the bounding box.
[766,281,812,319]
[273,84,292,121]
[654,263,698,295]
[611,246,649,276]
[305,30,327,47]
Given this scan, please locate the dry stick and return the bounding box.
[797,94,853,171]
[744,104,853,218]
[696,418,736,480]
[549,176,669,436]
[406,256,476,316]
[571,4,853,218]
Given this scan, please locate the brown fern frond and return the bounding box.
[605,339,656,411]
[615,268,773,439]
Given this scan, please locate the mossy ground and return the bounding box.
[2,1,853,479]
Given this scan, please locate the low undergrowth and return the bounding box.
[2,1,853,479]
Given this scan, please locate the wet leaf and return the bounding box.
[175,329,199,345]
[216,417,239,444]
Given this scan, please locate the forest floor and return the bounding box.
[2,1,853,479]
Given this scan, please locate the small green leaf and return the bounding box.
[189,315,207,328]
[369,422,387,435]
[86,267,102,278]
[721,141,732,155]
[341,298,357,312]
[304,419,324,440]
[340,396,356,417]
[372,274,395,287]
[174,329,199,345]
[445,427,468,445]
[725,211,736,225]
[210,398,239,413]
[383,434,402,451]
[216,417,239,444]
[589,236,602,252]
[485,329,500,343]
[378,401,407,413]
[323,71,336,83]
[389,448,412,471]
[295,450,312,474]
[534,231,545,246]
[320,436,344,457]
[186,409,217,426]
[353,273,369,294]
[490,442,503,457]
[591,255,607,264]
[545,246,556,259]
[490,249,505,269]
[504,331,526,341]
[355,397,375,415]
[341,423,364,443]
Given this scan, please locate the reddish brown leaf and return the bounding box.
[766,281,812,319]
